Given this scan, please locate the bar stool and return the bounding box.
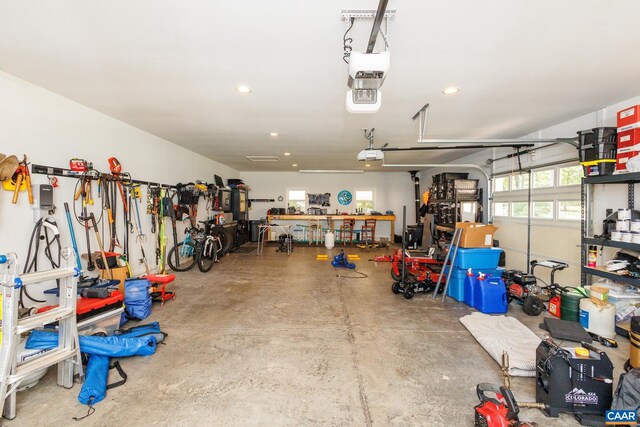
[338,219,355,245]
[360,219,377,246]
[309,219,323,245]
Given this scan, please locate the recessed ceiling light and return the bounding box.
[292,163,298,167]
[235,85,252,94]
[365,164,371,167]
[284,152,291,156]
[442,86,460,95]
[270,132,278,137]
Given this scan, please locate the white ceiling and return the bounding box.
[1,0,640,171]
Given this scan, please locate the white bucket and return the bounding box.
[579,299,616,339]
[619,208,632,220]
[631,220,640,232]
[622,232,634,242]
[611,231,623,241]
[324,231,335,249]
[617,219,630,231]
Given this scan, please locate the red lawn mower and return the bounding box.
[390,248,446,299]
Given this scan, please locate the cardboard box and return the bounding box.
[100,266,129,293]
[616,128,640,173]
[456,222,498,248]
[618,105,640,132]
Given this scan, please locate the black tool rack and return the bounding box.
[31,163,177,189]
[581,171,640,287]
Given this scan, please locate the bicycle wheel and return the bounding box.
[211,228,227,259]
[197,238,217,272]
[167,242,197,272]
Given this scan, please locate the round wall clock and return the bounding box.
[337,190,352,205]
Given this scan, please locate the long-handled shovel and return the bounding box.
[89,212,112,280]
[132,189,151,276]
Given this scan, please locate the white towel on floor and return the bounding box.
[459,312,541,377]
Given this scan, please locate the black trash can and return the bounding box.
[250,220,264,242]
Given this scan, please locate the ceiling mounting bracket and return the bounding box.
[341,9,395,50]
[411,103,430,142]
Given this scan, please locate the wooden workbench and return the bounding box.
[266,214,396,241]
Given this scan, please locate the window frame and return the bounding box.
[493,201,510,217]
[557,165,583,187]
[531,200,555,220]
[557,199,581,221]
[532,169,555,189]
[510,173,530,191]
[286,189,307,212]
[355,189,375,212]
[511,201,530,218]
[494,176,510,192]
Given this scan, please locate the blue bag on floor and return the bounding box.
[115,321,167,344]
[78,355,110,406]
[25,330,157,357]
[78,355,128,406]
[122,278,152,322]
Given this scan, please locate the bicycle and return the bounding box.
[167,220,224,273]
[167,223,199,272]
[196,228,223,272]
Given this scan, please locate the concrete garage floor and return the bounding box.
[6,244,631,426]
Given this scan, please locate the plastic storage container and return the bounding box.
[444,266,502,303]
[452,247,503,270]
[578,127,617,177]
[579,299,616,339]
[463,269,477,308]
[474,277,508,314]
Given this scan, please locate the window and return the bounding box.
[532,201,554,219]
[511,202,529,218]
[355,190,374,211]
[494,176,510,192]
[533,169,554,189]
[511,174,529,190]
[494,202,509,217]
[558,166,583,186]
[558,200,581,220]
[287,190,306,212]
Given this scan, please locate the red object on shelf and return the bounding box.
[38,290,124,321]
[616,128,640,172]
[143,273,176,305]
[618,105,640,132]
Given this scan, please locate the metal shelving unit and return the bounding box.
[581,171,640,287]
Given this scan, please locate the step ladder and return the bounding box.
[0,248,83,420]
[433,226,463,301]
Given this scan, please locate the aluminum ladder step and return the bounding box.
[15,306,75,335]
[6,348,78,386]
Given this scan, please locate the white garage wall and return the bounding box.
[0,71,238,302]
[238,171,417,236]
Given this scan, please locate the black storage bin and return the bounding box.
[578,127,617,162]
[432,172,469,184]
[250,220,264,242]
